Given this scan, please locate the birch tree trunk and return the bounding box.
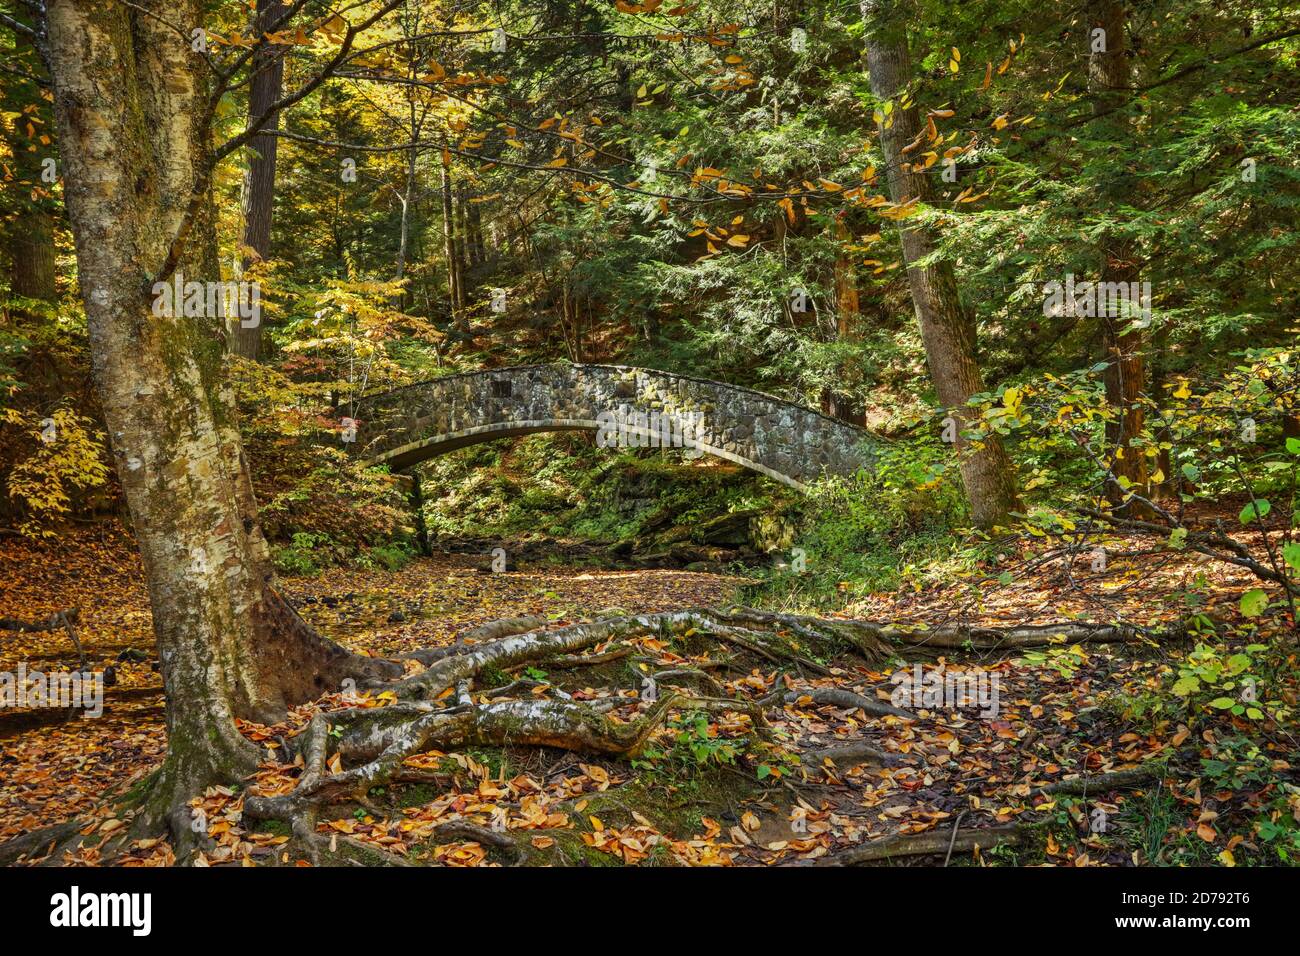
[861,0,1019,528]
[43,0,398,825]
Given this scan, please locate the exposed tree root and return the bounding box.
[0,604,1187,867]
[715,607,1179,656]
[401,615,549,666]
[650,666,724,695]
[537,646,635,670]
[878,620,1165,652]
[783,687,918,721]
[259,587,404,701]
[0,820,82,867]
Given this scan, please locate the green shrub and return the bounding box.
[743,435,969,606]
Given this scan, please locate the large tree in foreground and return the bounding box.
[862,0,1020,529]
[36,0,400,836]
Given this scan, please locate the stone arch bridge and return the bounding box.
[347,364,877,489]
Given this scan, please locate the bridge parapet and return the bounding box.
[349,363,877,488]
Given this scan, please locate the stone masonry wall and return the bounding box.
[348,364,877,488]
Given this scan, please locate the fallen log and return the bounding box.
[817,824,1024,866]
[1035,765,1159,796]
[801,739,888,770]
[0,607,83,667]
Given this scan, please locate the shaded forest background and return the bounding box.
[3,0,1298,564]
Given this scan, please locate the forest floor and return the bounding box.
[1,518,1296,867]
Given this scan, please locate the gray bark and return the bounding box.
[43,0,397,812]
[862,0,1019,528]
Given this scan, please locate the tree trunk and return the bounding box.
[1149,319,1181,496]
[822,216,866,426]
[1088,0,1150,514]
[441,161,466,328]
[455,188,472,302]
[7,209,56,303]
[861,0,1019,528]
[4,19,58,305]
[44,0,398,820]
[232,0,287,361]
[468,198,485,266]
[396,150,414,281]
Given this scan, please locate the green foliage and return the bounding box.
[228,358,412,561]
[418,431,782,550]
[1168,641,1289,725]
[744,435,969,607]
[272,532,330,577]
[355,540,416,572]
[635,711,744,772]
[1016,644,1089,680]
[5,405,110,537]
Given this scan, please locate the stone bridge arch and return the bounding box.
[347,364,877,489]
